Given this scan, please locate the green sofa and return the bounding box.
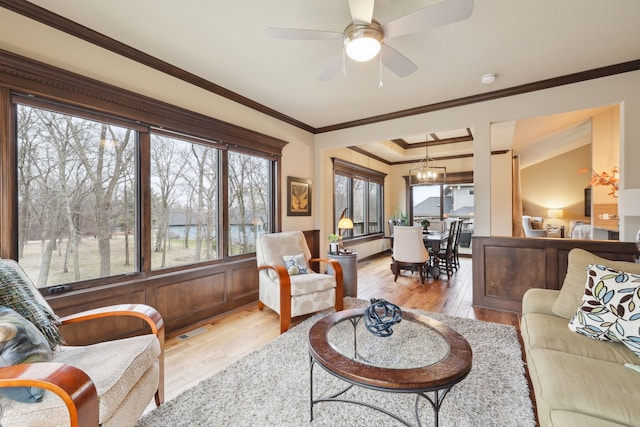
[520,249,640,427]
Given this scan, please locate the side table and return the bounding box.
[546,225,565,238]
[326,252,358,297]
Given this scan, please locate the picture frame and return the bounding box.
[287,176,311,216]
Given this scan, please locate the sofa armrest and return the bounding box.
[0,362,99,427]
[58,304,165,405]
[522,288,560,315]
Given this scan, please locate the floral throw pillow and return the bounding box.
[568,264,640,356]
[283,254,308,276]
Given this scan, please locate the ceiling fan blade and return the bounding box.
[382,0,474,39]
[317,54,344,81]
[380,44,417,78]
[265,28,342,41]
[348,0,375,24]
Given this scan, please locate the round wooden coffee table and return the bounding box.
[308,308,472,427]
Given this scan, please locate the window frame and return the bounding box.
[332,158,386,240]
[0,49,286,292]
[407,171,475,223]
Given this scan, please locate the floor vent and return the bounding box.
[177,327,207,341]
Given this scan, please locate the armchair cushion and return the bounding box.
[283,254,308,275]
[530,220,543,230]
[0,306,52,403]
[0,260,63,350]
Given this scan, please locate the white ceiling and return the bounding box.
[22,0,640,163]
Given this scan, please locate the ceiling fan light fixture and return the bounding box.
[343,22,383,62]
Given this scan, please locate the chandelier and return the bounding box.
[408,144,447,186]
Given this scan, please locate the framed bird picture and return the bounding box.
[287,176,311,216]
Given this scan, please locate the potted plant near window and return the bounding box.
[398,211,409,226]
[393,208,408,226]
[421,219,430,232]
[328,233,340,254]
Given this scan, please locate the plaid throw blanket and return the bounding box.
[0,260,64,350]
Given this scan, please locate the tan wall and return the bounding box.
[521,145,592,232]
[491,152,513,236]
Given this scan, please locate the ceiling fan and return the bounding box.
[266,0,474,81]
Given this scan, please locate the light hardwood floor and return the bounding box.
[159,252,521,405]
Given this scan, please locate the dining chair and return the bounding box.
[391,226,430,284]
[452,219,464,270]
[437,221,458,279]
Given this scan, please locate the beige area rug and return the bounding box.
[137,298,535,426]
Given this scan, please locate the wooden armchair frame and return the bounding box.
[0,303,164,427]
[258,258,344,333]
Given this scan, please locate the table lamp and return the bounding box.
[337,216,354,252]
[547,209,563,228]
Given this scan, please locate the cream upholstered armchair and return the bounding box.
[0,259,163,427]
[255,231,344,333]
[391,226,430,284]
[522,215,548,237]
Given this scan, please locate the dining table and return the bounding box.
[422,231,448,278]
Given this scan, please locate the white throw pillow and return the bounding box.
[569,264,640,357]
[282,253,309,276]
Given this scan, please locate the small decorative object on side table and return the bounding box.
[328,233,340,255]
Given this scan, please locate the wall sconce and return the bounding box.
[547,209,563,228]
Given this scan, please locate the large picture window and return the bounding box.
[333,158,385,238]
[11,91,279,289]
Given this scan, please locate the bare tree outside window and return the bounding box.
[17,105,136,287]
[228,152,270,255]
[150,135,219,270]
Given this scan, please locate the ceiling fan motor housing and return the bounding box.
[343,20,384,62]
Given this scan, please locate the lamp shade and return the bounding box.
[338,217,354,230]
[547,209,563,218]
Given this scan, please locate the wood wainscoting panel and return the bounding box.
[484,246,546,301]
[473,236,638,313]
[56,288,148,345]
[157,272,227,331]
[230,265,259,301]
